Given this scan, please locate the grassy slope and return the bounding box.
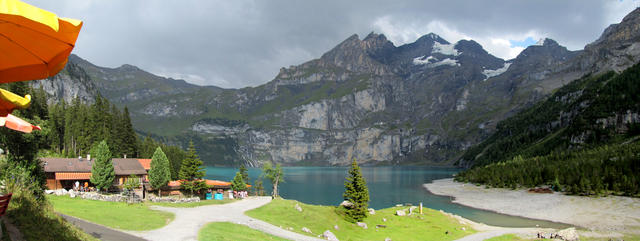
[146,199,236,208]
[246,199,475,241]
[5,195,98,241]
[198,222,288,241]
[48,195,174,231]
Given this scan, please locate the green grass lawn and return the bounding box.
[48,195,174,231]
[146,198,236,208]
[198,222,288,241]
[245,198,475,241]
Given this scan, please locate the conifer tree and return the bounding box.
[90,140,115,193]
[239,163,250,184]
[149,147,171,196]
[254,179,265,196]
[342,159,369,222]
[179,141,206,196]
[121,107,138,157]
[231,172,247,191]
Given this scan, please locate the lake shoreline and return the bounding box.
[424,178,640,235]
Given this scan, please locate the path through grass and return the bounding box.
[146,198,236,208]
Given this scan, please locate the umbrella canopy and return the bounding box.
[0,114,40,133]
[0,0,83,83]
[0,88,30,116]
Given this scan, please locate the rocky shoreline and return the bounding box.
[424,178,640,235]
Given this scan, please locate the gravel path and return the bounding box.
[128,196,324,241]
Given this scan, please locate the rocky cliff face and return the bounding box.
[40,8,640,166]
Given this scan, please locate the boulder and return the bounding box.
[339,200,353,208]
[302,227,312,233]
[395,210,406,216]
[69,191,76,198]
[556,227,579,241]
[368,208,375,215]
[356,222,367,229]
[295,203,303,212]
[322,230,339,241]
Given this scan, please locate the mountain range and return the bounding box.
[32,8,640,167]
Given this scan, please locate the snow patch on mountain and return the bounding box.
[482,63,512,81]
[432,42,460,56]
[413,56,459,67]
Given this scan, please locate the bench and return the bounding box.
[0,193,12,217]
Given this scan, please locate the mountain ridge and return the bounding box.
[34,8,640,167]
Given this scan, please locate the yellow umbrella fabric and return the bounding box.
[0,0,83,83]
[0,88,30,116]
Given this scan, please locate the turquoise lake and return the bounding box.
[205,166,569,228]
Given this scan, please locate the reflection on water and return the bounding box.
[205,166,570,228]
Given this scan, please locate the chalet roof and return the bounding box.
[137,159,151,170]
[42,157,92,173]
[42,158,147,175]
[112,158,147,175]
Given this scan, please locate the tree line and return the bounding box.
[455,142,640,196]
[0,81,189,188]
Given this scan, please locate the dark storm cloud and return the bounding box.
[27,0,639,88]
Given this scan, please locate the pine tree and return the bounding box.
[254,179,265,196]
[121,107,138,157]
[179,141,206,196]
[90,140,115,193]
[342,159,369,222]
[149,147,171,196]
[239,163,250,184]
[231,172,247,191]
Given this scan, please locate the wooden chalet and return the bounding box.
[42,156,147,191]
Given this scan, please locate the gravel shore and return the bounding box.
[424,178,640,234]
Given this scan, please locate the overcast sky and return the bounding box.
[29,0,639,88]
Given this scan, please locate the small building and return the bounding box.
[42,156,147,191]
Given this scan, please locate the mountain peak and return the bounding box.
[588,7,640,49]
[119,64,140,71]
[415,32,449,45]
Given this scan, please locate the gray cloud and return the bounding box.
[27,0,639,88]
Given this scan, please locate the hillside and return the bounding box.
[33,8,640,167]
[459,62,640,168]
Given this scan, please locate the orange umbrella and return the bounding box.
[0,0,83,83]
[0,114,40,133]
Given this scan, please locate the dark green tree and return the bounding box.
[120,107,138,158]
[239,163,250,184]
[342,159,369,222]
[262,162,284,198]
[179,141,206,196]
[149,147,171,196]
[90,140,115,193]
[253,179,265,196]
[231,172,247,191]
